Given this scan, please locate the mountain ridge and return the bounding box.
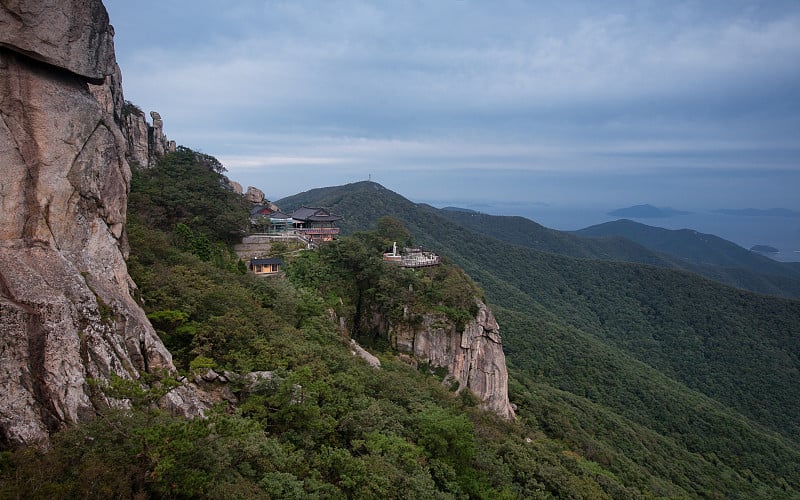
[607,204,692,218]
[574,218,800,286]
[437,208,800,298]
[278,181,800,452]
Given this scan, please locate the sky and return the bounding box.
[103,0,800,220]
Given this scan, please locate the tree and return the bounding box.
[376,216,413,247]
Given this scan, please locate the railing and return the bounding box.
[243,231,313,247]
[297,227,340,235]
[400,254,441,268]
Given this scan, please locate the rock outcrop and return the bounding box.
[148,111,176,159]
[120,104,175,168]
[350,339,381,368]
[121,103,151,167]
[391,301,516,419]
[245,186,266,204]
[0,0,116,83]
[0,0,199,447]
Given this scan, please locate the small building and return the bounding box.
[250,205,272,218]
[266,211,294,233]
[291,206,342,244]
[250,257,282,276]
[250,206,294,234]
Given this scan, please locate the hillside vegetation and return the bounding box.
[438,210,800,298]
[280,181,800,491]
[0,151,669,499]
[3,164,799,498]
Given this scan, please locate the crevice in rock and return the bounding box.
[0,5,24,24]
[0,268,63,434]
[77,329,109,415]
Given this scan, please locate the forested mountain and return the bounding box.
[436,209,676,263]
[5,0,797,496]
[5,167,799,498]
[575,218,800,278]
[438,207,800,298]
[280,181,800,491]
[279,182,800,443]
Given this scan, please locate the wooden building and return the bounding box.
[291,207,342,244]
[250,257,282,276]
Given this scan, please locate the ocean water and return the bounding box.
[433,201,800,263]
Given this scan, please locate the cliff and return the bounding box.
[121,106,176,168]
[390,301,516,419]
[0,0,198,447]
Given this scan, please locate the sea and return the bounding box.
[426,201,800,263]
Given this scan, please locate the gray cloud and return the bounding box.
[105,0,800,208]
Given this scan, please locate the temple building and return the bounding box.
[291,207,342,244]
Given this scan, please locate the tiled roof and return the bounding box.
[250,205,272,216]
[250,258,282,265]
[291,206,343,222]
[268,211,293,220]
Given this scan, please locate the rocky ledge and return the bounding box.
[391,301,516,420]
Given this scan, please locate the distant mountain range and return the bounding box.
[440,211,800,299]
[715,208,800,217]
[573,219,800,285]
[608,204,691,218]
[278,186,800,298]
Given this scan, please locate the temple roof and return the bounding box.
[268,211,293,220]
[291,206,343,222]
[250,205,272,217]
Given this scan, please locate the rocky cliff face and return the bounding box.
[121,105,175,168]
[391,301,516,420]
[0,0,196,447]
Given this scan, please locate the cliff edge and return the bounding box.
[0,0,194,447]
[391,301,516,420]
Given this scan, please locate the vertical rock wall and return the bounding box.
[121,106,175,168]
[0,0,182,447]
[391,301,516,420]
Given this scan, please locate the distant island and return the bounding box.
[715,208,800,217]
[608,204,691,218]
[750,245,780,254]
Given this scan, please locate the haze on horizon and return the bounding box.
[105,0,800,217]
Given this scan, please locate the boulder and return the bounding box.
[350,339,381,368]
[245,186,265,204]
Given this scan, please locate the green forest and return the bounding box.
[2,152,799,498]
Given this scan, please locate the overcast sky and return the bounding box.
[104,0,800,214]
